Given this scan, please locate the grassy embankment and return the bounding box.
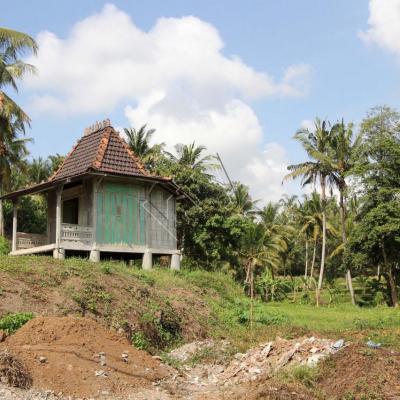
[0,255,399,354]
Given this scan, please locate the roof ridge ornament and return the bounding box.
[84,118,111,135]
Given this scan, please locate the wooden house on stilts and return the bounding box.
[2,120,187,269]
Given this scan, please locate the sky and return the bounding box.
[2,0,400,202]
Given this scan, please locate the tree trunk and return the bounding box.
[0,183,4,237]
[310,238,317,279]
[264,287,269,302]
[317,175,326,304]
[339,189,355,305]
[249,260,255,333]
[304,239,309,279]
[382,244,398,307]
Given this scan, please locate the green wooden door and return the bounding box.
[96,182,146,246]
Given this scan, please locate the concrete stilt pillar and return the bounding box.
[89,249,100,262]
[11,202,18,253]
[142,251,153,270]
[53,248,65,260]
[171,253,180,271]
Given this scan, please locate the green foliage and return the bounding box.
[0,236,10,255]
[4,195,47,234]
[131,331,151,351]
[290,365,318,388]
[0,312,34,334]
[70,281,113,316]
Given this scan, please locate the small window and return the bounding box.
[63,198,79,224]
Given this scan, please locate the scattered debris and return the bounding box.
[332,339,344,350]
[38,356,47,364]
[168,339,229,362]
[366,339,381,349]
[166,336,346,395]
[95,370,108,377]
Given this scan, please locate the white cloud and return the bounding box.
[359,0,400,57]
[25,3,311,202]
[300,119,314,132]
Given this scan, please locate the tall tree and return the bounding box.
[169,142,218,173]
[124,125,165,170]
[285,118,333,301]
[0,27,37,235]
[347,107,400,307]
[324,120,361,304]
[27,157,51,184]
[232,183,259,217]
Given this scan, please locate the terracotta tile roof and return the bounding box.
[50,126,158,181]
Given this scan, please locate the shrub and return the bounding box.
[131,332,151,351]
[0,236,10,256]
[0,312,34,335]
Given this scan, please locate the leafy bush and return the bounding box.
[0,312,34,334]
[0,236,10,256]
[70,281,113,316]
[131,331,151,351]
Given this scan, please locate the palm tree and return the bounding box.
[284,119,334,301]
[28,157,51,184]
[258,202,294,277]
[232,183,259,217]
[169,142,218,172]
[299,192,337,282]
[0,132,30,233]
[0,27,37,235]
[324,121,360,305]
[124,125,165,169]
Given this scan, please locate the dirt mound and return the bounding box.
[0,316,170,398]
[318,344,400,399]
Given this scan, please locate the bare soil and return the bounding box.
[0,316,170,398]
[317,344,400,399]
[0,267,210,350]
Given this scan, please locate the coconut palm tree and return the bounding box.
[325,121,361,305]
[0,131,31,233]
[232,183,259,217]
[124,125,165,169]
[258,202,294,276]
[169,141,218,173]
[299,192,337,282]
[0,27,37,234]
[28,157,52,184]
[284,119,334,301]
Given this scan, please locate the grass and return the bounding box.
[0,255,399,352]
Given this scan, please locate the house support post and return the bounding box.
[90,178,100,262]
[142,250,153,270]
[11,200,18,253]
[54,185,64,260]
[53,248,65,260]
[89,249,100,262]
[170,253,180,271]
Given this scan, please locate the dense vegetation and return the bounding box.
[0,25,399,310]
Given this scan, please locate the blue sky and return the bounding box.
[3,0,400,201]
